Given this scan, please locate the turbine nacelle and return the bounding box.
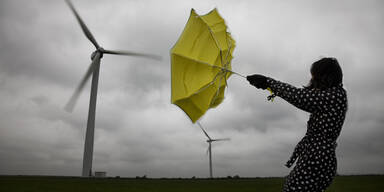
[91,47,105,60]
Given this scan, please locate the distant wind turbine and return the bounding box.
[197,122,230,178]
[64,0,161,177]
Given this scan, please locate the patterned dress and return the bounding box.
[266,78,348,192]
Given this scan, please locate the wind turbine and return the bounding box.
[197,122,230,178]
[64,0,161,177]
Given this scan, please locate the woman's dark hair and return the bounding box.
[306,57,343,90]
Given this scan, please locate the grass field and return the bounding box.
[1,175,383,192]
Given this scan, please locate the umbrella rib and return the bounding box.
[223,34,232,69]
[172,53,245,78]
[209,71,225,107]
[193,69,222,96]
[196,9,231,104]
[222,33,233,88]
[198,10,236,88]
[196,14,222,53]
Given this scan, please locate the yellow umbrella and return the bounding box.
[170,8,242,123]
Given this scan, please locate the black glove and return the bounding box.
[247,74,268,90]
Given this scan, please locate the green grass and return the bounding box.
[0,175,383,192]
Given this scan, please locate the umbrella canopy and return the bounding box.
[170,8,236,123]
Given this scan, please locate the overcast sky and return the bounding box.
[0,0,383,178]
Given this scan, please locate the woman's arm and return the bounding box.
[266,78,330,113]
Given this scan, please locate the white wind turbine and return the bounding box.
[64,0,161,177]
[197,122,230,178]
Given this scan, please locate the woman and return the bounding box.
[247,57,348,192]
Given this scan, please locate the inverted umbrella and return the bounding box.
[170,8,244,123]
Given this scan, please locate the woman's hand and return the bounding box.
[247,74,268,90]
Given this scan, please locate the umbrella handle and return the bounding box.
[229,70,275,102]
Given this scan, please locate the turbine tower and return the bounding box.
[64,0,161,177]
[197,122,230,178]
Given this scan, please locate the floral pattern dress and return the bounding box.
[266,78,348,192]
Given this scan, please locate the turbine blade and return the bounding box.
[206,146,210,155]
[197,122,211,140]
[103,49,162,61]
[65,53,101,112]
[213,138,231,142]
[65,0,100,49]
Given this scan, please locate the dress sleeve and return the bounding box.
[266,78,330,113]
